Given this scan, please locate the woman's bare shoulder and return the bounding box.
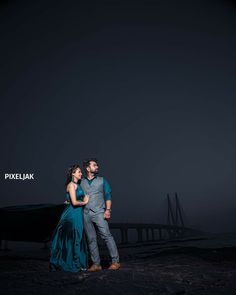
[66,182,77,192]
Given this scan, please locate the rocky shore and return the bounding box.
[1,235,236,295]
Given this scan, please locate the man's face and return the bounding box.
[88,161,99,174]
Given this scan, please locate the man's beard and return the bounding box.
[93,169,99,175]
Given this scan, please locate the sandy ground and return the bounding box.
[1,235,236,295]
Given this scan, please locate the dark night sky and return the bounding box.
[1,0,236,233]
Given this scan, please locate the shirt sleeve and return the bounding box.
[103,177,112,201]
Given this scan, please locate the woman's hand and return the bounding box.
[83,195,89,205]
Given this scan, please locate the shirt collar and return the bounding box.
[85,175,97,181]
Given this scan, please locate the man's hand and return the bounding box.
[104,209,111,220]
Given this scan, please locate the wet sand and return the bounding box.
[1,234,236,295]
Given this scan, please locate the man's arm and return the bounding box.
[103,178,112,219]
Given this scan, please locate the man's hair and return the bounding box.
[83,158,98,172]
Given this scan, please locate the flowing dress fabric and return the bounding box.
[49,185,88,272]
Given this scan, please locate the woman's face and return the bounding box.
[73,168,82,180]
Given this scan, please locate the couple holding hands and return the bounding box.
[49,158,120,272]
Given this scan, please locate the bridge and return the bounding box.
[109,222,201,244]
[0,193,203,250]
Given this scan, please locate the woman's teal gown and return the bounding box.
[49,184,88,272]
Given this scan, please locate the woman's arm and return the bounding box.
[68,183,86,206]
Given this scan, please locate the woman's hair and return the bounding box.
[65,164,81,188]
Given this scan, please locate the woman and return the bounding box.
[49,164,89,272]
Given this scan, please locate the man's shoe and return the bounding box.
[88,264,102,272]
[108,262,121,270]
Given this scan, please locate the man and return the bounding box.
[80,158,120,272]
